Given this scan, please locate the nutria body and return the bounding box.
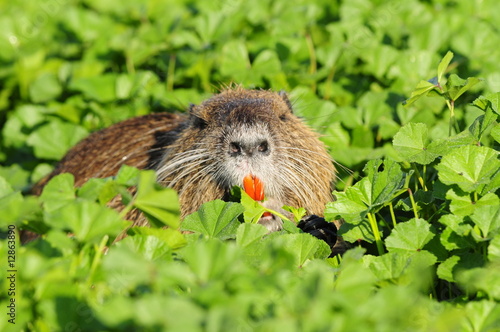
[25,88,340,248]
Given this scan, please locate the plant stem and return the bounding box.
[446,99,456,136]
[408,188,419,219]
[412,164,427,191]
[119,201,134,220]
[367,212,384,255]
[423,165,427,190]
[88,235,109,285]
[389,202,397,227]
[264,208,291,223]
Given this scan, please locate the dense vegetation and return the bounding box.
[1,0,500,330]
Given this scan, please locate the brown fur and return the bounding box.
[23,87,338,243]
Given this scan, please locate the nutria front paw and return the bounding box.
[297,215,338,256]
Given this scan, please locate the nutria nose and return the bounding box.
[229,140,269,157]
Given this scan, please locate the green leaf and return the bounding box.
[470,196,500,238]
[0,176,14,197]
[438,214,476,251]
[393,123,441,164]
[491,124,500,144]
[338,220,376,243]
[45,230,78,254]
[436,145,500,193]
[488,234,500,261]
[69,74,117,102]
[403,80,437,107]
[0,189,24,225]
[437,51,453,84]
[438,254,484,284]
[117,234,173,261]
[458,264,500,300]
[385,218,435,252]
[446,74,483,101]
[40,173,76,212]
[181,238,241,283]
[115,165,140,186]
[236,223,269,248]
[182,200,244,239]
[27,119,89,160]
[326,159,404,223]
[102,245,156,289]
[469,107,497,141]
[364,251,436,283]
[0,165,32,192]
[437,255,460,282]
[127,227,187,251]
[115,73,133,99]
[461,301,500,332]
[364,252,411,281]
[362,159,405,206]
[77,178,109,201]
[44,200,128,243]
[484,92,500,115]
[277,233,331,266]
[473,92,500,115]
[219,40,250,82]
[240,190,267,224]
[133,170,180,229]
[447,189,499,217]
[431,130,477,157]
[283,206,307,223]
[325,185,369,223]
[29,72,62,103]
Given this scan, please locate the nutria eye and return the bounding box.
[258,141,268,153]
[229,142,241,154]
[279,114,287,121]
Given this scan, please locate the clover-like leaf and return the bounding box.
[182,200,244,240]
[326,159,404,223]
[436,145,500,193]
[393,123,441,164]
[365,250,436,282]
[236,223,269,248]
[278,233,331,266]
[491,124,500,144]
[44,201,128,243]
[40,173,76,212]
[127,227,187,251]
[133,170,180,229]
[27,120,89,160]
[458,264,500,301]
[470,196,500,239]
[446,74,483,101]
[385,218,435,252]
[325,185,368,223]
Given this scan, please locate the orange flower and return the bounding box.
[243,174,271,217]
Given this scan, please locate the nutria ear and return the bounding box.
[188,104,207,129]
[278,90,294,114]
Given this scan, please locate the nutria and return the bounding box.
[23,87,344,253]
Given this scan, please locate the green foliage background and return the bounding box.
[1,0,500,331]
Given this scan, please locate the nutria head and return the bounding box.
[156,87,335,218]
